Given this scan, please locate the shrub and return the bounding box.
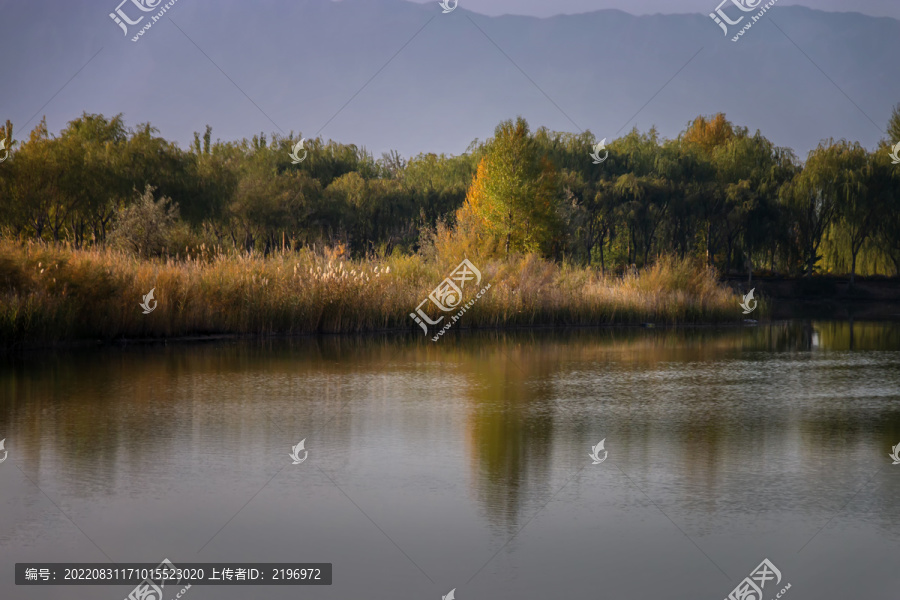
[108,185,179,258]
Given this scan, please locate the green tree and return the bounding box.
[783,140,851,276]
[833,143,878,285]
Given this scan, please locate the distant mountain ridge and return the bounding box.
[1,0,898,159]
[407,0,900,19]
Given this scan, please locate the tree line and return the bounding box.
[1,109,898,280]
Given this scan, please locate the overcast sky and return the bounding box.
[407,0,900,19]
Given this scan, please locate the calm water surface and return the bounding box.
[1,322,900,599]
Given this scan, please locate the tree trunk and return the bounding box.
[806,240,815,277]
[629,226,637,265]
[598,232,606,275]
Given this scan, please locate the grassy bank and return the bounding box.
[0,241,744,347]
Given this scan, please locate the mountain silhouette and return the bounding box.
[2,0,897,158]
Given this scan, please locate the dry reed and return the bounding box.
[0,240,744,346]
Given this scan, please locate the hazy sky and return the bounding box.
[407,0,900,19]
[1,0,896,160]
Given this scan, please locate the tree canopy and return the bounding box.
[1,111,899,278]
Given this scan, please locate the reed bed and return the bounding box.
[0,240,744,346]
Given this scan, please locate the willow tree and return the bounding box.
[783,140,855,276]
[834,143,879,285]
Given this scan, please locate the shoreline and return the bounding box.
[5,291,898,352]
[0,321,749,354]
[8,315,900,354]
[4,298,900,353]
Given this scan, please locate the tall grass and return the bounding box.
[0,240,744,346]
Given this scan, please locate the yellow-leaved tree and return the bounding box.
[455,118,561,258]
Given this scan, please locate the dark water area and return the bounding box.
[728,276,900,322]
[1,322,899,599]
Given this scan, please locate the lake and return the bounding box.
[1,321,899,599]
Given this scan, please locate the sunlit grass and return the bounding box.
[0,240,744,346]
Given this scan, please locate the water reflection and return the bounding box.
[462,342,556,534]
[1,321,899,542]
